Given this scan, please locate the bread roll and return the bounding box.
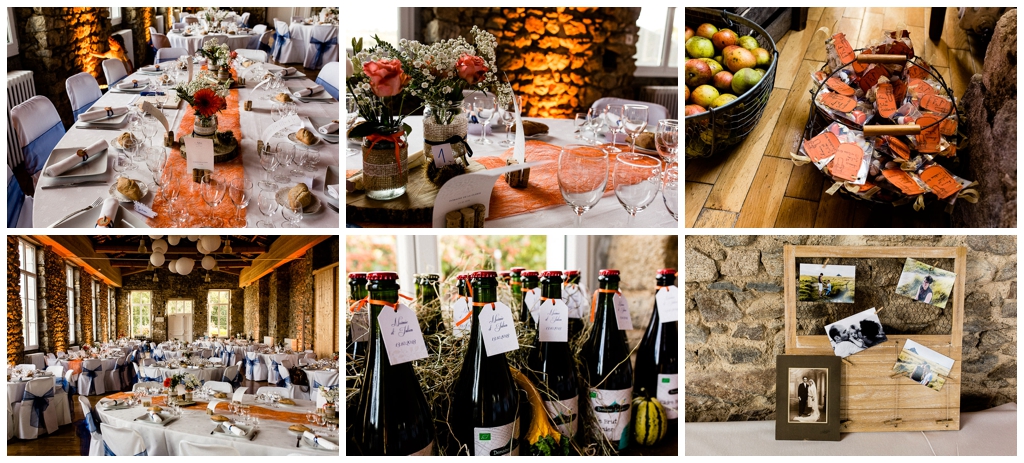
[287,183,312,209]
[633,132,656,150]
[511,120,549,136]
[210,414,229,422]
[118,132,137,150]
[116,177,144,201]
[289,424,311,433]
[295,128,316,145]
[275,93,292,103]
[278,398,296,405]
[147,406,163,413]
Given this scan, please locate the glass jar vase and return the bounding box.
[423,102,470,186]
[362,133,409,200]
[193,114,218,138]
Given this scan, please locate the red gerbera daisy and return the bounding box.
[192,88,224,118]
[163,378,171,388]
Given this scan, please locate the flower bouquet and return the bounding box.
[174,71,238,160]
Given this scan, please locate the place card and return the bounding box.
[451,297,471,337]
[377,303,428,365]
[915,115,942,153]
[480,302,518,356]
[232,387,247,403]
[825,77,855,96]
[920,94,953,114]
[882,168,925,195]
[263,114,302,141]
[538,298,569,343]
[523,287,541,323]
[804,132,840,163]
[184,137,215,173]
[431,160,549,227]
[821,92,857,113]
[876,83,897,119]
[141,101,169,132]
[656,285,679,323]
[613,293,633,330]
[430,142,455,168]
[858,65,889,93]
[920,165,963,199]
[208,399,223,412]
[884,136,911,160]
[133,201,157,218]
[562,283,587,320]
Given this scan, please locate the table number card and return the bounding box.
[431,142,455,168]
[377,303,429,365]
[208,399,223,413]
[232,387,247,403]
[431,160,549,227]
[481,302,518,356]
[656,285,679,323]
[184,137,215,173]
[141,101,169,132]
[262,114,302,141]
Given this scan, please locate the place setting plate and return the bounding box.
[276,188,323,215]
[133,411,178,427]
[76,111,130,128]
[308,117,340,142]
[50,198,150,228]
[99,399,132,411]
[323,165,339,208]
[108,181,150,203]
[211,423,255,439]
[287,132,322,147]
[44,148,108,178]
[300,433,339,451]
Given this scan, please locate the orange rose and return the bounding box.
[456,54,488,85]
[363,59,409,97]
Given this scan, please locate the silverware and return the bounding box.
[296,435,302,447]
[53,197,103,225]
[248,430,259,441]
[75,125,121,131]
[324,201,339,213]
[41,180,108,189]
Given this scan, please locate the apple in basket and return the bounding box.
[690,85,720,109]
[685,26,694,41]
[685,59,713,87]
[724,47,756,73]
[696,23,718,39]
[712,29,739,50]
[713,71,734,93]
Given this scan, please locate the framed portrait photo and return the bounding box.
[775,355,841,441]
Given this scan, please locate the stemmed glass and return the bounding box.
[141,114,159,147]
[471,94,496,145]
[258,144,280,191]
[573,112,588,140]
[604,105,625,152]
[274,144,294,183]
[144,146,165,192]
[613,152,662,226]
[557,144,609,227]
[112,150,132,180]
[228,179,252,227]
[257,189,279,227]
[200,178,227,227]
[663,163,678,221]
[161,184,185,227]
[622,104,649,154]
[281,202,303,228]
[345,95,360,156]
[301,148,319,173]
[122,133,141,170]
[585,107,605,145]
[498,100,517,148]
[655,119,679,165]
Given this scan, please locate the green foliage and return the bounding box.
[438,236,547,278]
[530,434,569,456]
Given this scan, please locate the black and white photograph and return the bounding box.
[894,339,956,392]
[824,307,888,358]
[895,258,957,309]
[797,263,856,303]
[786,368,828,424]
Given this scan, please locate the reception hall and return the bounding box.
[7,7,341,228]
[6,235,341,455]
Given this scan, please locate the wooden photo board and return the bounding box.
[783,245,966,432]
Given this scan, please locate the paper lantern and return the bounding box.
[187,235,199,242]
[150,252,165,267]
[168,259,178,274]
[152,239,168,254]
[202,255,217,270]
[168,235,181,246]
[200,236,221,253]
[198,240,210,254]
[148,235,164,240]
[177,257,195,275]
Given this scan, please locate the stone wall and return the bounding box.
[119,269,244,342]
[603,235,680,349]
[243,279,269,341]
[79,273,93,346]
[269,269,291,343]
[287,250,315,350]
[98,281,109,343]
[123,7,156,67]
[685,235,1017,421]
[421,7,641,118]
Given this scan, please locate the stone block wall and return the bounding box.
[288,250,315,350]
[123,7,156,67]
[79,273,93,346]
[603,235,680,349]
[685,235,1017,421]
[269,269,291,343]
[119,269,244,342]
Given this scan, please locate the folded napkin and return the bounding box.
[293,85,324,98]
[303,431,338,449]
[318,120,339,135]
[221,422,245,436]
[326,184,339,199]
[140,64,163,72]
[80,106,128,122]
[95,198,119,228]
[276,67,298,76]
[148,412,163,423]
[46,140,107,177]
[116,79,150,90]
[103,399,123,407]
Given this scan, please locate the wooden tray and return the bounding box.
[346,158,487,224]
[178,132,240,163]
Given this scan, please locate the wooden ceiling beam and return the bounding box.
[32,235,122,287]
[94,244,267,254]
[239,235,329,287]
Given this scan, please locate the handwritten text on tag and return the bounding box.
[431,143,455,168]
[524,288,541,323]
[656,286,679,323]
[377,303,428,365]
[539,299,569,342]
[452,297,471,337]
[613,293,633,330]
[481,302,519,356]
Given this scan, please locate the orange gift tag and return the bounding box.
[916,115,942,153]
[859,180,876,192]
[920,165,963,199]
[821,92,857,113]
[882,169,925,195]
[908,62,931,80]
[830,143,864,181]
[858,65,890,92]
[920,94,952,114]
[939,117,958,136]
[804,132,840,162]
[832,33,856,65]
[908,78,935,97]
[876,83,898,118]
[884,136,911,160]
[826,77,856,96]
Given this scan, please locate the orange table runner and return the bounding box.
[148,82,246,227]
[65,359,82,375]
[104,392,312,425]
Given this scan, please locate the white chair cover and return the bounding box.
[315,61,340,100]
[133,381,162,392]
[78,396,104,456]
[51,373,72,426]
[26,352,47,370]
[271,20,305,64]
[8,165,33,226]
[64,369,76,394]
[590,97,670,127]
[14,377,59,439]
[105,356,124,392]
[248,24,268,49]
[221,363,241,386]
[204,381,232,394]
[99,423,148,456]
[256,386,291,399]
[303,24,338,70]
[202,34,229,47]
[308,370,339,406]
[234,48,267,62]
[113,29,134,67]
[101,58,128,86]
[78,358,106,396]
[245,352,267,381]
[11,95,63,172]
[66,72,103,122]
[238,12,250,27]
[180,441,241,456]
[277,364,309,400]
[155,47,188,64]
[268,354,287,384]
[7,403,13,440]
[155,15,165,34]
[151,32,171,49]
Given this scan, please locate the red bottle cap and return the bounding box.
[456,273,469,281]
[520,270,539,277]
[499,271,511,277]
[599,269,620,276]
[540,270,562,277]
[348,272,367,279]
[510,267,525,274]
[657,268,676,275]
[563,270,580,276]
[366,272,398,280]
[471,270,498,278]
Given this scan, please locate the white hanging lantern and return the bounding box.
[148,235,164,240]
[178,257,195,275]
[150,252,165,267]
[152,239,168,254]
[200,235,221,253]
[187,235,199,242]
[198,240,210,254]
[202,255,217,270]
[168,235,181,246]
[168,259,178,274]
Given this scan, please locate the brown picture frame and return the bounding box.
[775,355,841,441]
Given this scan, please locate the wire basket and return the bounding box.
[685,8,779,159]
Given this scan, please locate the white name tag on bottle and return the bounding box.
[562,284,586,319]
[613,293,633,330]
[350,307,369,342]
[431,143,455,167]
[524,288,541,323]
[377,303,429,365]
[452,297,471,338]
[480,302,518,356]
[538,299,569,342]
[656,285,679,323]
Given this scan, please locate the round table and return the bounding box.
[276,22,338,65]
[167,31,255,55]
[142,366,226,383]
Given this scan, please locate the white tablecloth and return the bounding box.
[346,116,677,228]
[144,366,226,383]
[96,394,335,455]
[167,32,255,55]
[35,66,340,228]
[260,353,299,370]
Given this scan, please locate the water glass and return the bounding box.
[200,178,227,227]
[663,163,678,221]
[499,100,518,148]
[655,119,679,165]
[472,94,496,145]
[258,144,280,191]
[557,144,609,227]
[282,202,303,228]
[113,151,132,179]
[274,144,294,182]
[301,148,319,172]
[229,179,253,226]
[622,104,649,153]
[573,112,588,140]
[257,189,279,228]
[613,152,662,226]
[604,104,625,151]
[346,95,360,156]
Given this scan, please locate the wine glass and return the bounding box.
[200,178,227,227]
[228,179,252,226]
[122,133,141,170]
[663,163,678,221]
[573,112,588,140]
[655,119,679,165]
[604,104,625,152]
[345,95,360,156]
[274,143,294,183]
[557,144,609,227]
[144,146,165,184]
[257,189,279,228]
[622,104,649,154]
[112,151,132,180]
[584,107,603,145]
[613,152,662,226]
[499,100,517,148]
[141,115,159,146]
[301,148,320,173]
[258,144,280,191]
[472,94,496,145]
[282,202,303,228]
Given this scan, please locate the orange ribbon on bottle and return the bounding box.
[365,130,407,167]
[347,296,368,313]
[590,289,620,322]
[367,299,399,310]
[454,295,473,326]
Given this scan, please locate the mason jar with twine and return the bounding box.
[423,102,472,186]
[362,131,409,200]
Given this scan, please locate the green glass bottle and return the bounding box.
[346,273,369,388]
[418,273,444,337]
[562,270,585,342]
[634,269,678,431]
[519,270,540,329]
[528,270,579,439]
[583,269,632,451]
[510,267,525,314]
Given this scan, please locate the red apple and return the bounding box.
[685,58,713,87]
[721,45,741,57]
[712,71,733,93]
[696,23,718,39]
[684,85,690,102]
[690,85,720,109]
[712,29,739,51]
[685,104,707,116]
[685,26,694,41]
[724,47,756,72]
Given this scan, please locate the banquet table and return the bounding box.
[345,116,677,228]
[35,64,340,228]
[96,393,337,455]
[143,365,226,382]
[166,31,255,55]
[6,374,60,408]
[278,23,339,65]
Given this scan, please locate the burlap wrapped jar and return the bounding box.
[362,132,409,200]
[423,102,471,186]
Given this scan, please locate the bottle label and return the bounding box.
[451,297,471,338]
[376,302,429,365]
[544,395,578,437]
[409,440,434,456]
[656,286,679,323]
[480,302,519,357]
[656,373,679,420]
[350,308,369,342]
[538,298,569,342]
[589,387,632,449]
[613,293,633,330]
[524,288,541,323]
[562,283,587,319]
[474,419,520,456]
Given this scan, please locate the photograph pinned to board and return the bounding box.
[895,258,956,308]
[775,355,841,441]
[824,307,888,358]
[797,263,856,303]
[893,339,955,392]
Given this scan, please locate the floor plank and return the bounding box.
[685,181,713,228]
[813,182,859,227]
[684,155,727,184]
[773,28,817,90]
[774,197,818,227]
[843,8,864,20]
[808,7,824,22]
[784,162,826,201]
[857,12,885,49]
[834,17,863,49]
[694,208,738,228]
[905,7,925,28]
[765,59,824,159]
[805,8,844,62]
[882,7,907,30]
[734,156,793,227]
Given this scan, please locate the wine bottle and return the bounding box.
[634,268,678,429]
[418,273,445,337]
[519,270,540,328]
[354,272,435,455]
[562,270,585,342]
[583,269,632,451]
[452,270,520,456]
[346,273,369,388]
[510,267,525,315]
[528,271,579,439]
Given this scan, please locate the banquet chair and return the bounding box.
[151,32,171,51]
[14,377,60,439]
[590,97,669,127]
[141,358,155,367]
[66,72,103,122]
[152,348,167,362]
[101,58,128,86]
[291,16,304,23]
[7,166,32,227]
[78,396,104,456]
[202,34,229,47]
[304,24,338,70]
[45,353,59,367]
[247,24,267,49]
[64,370,77,396]
[78,359,106,396]
[238,12,250,27]
[105,356,125,392]
[155,47,188,64]
[277,365,310,400]
[171,22,185,31]
[10,95,65,182]
[234,48,267,62]
[155,15,165,34]
[222,362,242,388]
[271,20,304,64]
[245,352,268,381]
[185,16,199,25]
[27,352,47,370]
[180,441,241,456]
[46,365,66,388]
[141,366,163,383]
[7,404,14,440]
[204,381,232,394]
[99,424,148,456]
[133,381,162,392]
[308,370,339,406]
[50,373,73,426]
[268,354,288,384]
[256,386,291,399]
[315,61,340,100]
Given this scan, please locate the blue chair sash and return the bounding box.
[72,96,101,122]
[312,380,338,390]
[22,121,66,175]
[273,31,291,61]
[24,388,54,429]
[82,365,102,395]
[270,360,280,376]
[315,77,339,100]
[153,353,165,361]
[85,411,97,433]
[103,441,147,456]
[8,177,26,228]
[55,377,69,392]
[308,36,337,69]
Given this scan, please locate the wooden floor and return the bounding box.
[686,7,987,228]
[6,378,275,456]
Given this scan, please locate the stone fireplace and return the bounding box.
[422,7,642,118]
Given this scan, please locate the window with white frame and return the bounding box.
[166,299,193,314]
[67,265,76,345]
[634,7,679,76]
[7,7,19,57]
[110,7,122,26]
[20,239,38,350]
[208,290,231,337]
[130,291,151,337]
[92,280,99,342]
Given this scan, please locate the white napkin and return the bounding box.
[95,198,119,228]
[293,85,324,98]
[467,123,493,136]
[46,140,107,176]
[102,399,123,408]
[221,422,245,436]
[318,121,339,135]
[116,79,150,90]
[140,64,163,72]
[148,411,163,423]
[80,106,128,122]
[326,185,339,199]
[276,67,298,76]
[303,431,338,449]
